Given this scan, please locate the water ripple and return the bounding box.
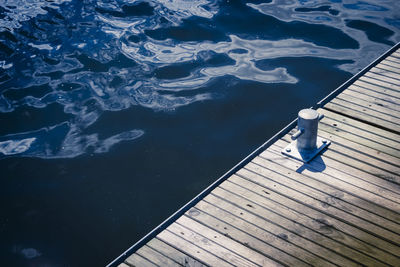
[0,0,399,158]
[0,0,70,30]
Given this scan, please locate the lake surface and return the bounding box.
[0,0,399,265]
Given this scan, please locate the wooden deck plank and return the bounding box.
[381,58,400,69]
[176,215,280,267]
[267,143,400,209]
[236,165,400,241]
[213,183,397,266]
[318,108,400,144]
[244,160,400,233]
[250,156,400,223]
[135,245,181,266]
[292,124,400,171]
[386,55,400,64]
[216,180,400,266]
[318,119,399,156]
[345,86,400,111]
[317,130,400,177]
[282,132,400,185]
[354,79,400,99]
[324,102,400,134]
[147,238,206,267]
[364,72,400,89]
[335,92,400,119]
[330,98,400,125]
[349,85,400,105]
[376,57,400,68]
[125,253,158,267]
[370,66,400,81]
[261,147,400,215]
[227,172,400,248]
[374,64,400,74]
[114,44,400,267]
[185,205,310,266]
[157,229,234,267]
[376,62,400,75]
[366,70,400,85]
[359,76,400,94]
[337,86,400,115]
[165,222,258,267]
[391,52,400,59]
[189,201,341,266]
[317,128,400,167]
[318,124,400,159]
[206,190,387,266]
[385,56,400,65]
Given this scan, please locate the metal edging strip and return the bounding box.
[107,42,399,267]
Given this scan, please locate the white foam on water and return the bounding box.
[28,43,53,50]
[0,137,36,155]
[0,60,13,69]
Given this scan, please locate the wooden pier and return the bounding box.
[111,44,400,266]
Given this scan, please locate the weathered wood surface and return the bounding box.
[120,47,400,266]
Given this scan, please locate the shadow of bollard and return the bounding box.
[295,154,327,173]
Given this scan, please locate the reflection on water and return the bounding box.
[1,0,398,158]
[0,0,399,265]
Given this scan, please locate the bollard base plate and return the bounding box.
[281,137,330,163]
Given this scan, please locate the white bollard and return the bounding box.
[282,109,330,163]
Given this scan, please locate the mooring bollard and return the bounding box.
[282,108,330,162]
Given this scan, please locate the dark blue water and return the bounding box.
[0,0,399,265]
